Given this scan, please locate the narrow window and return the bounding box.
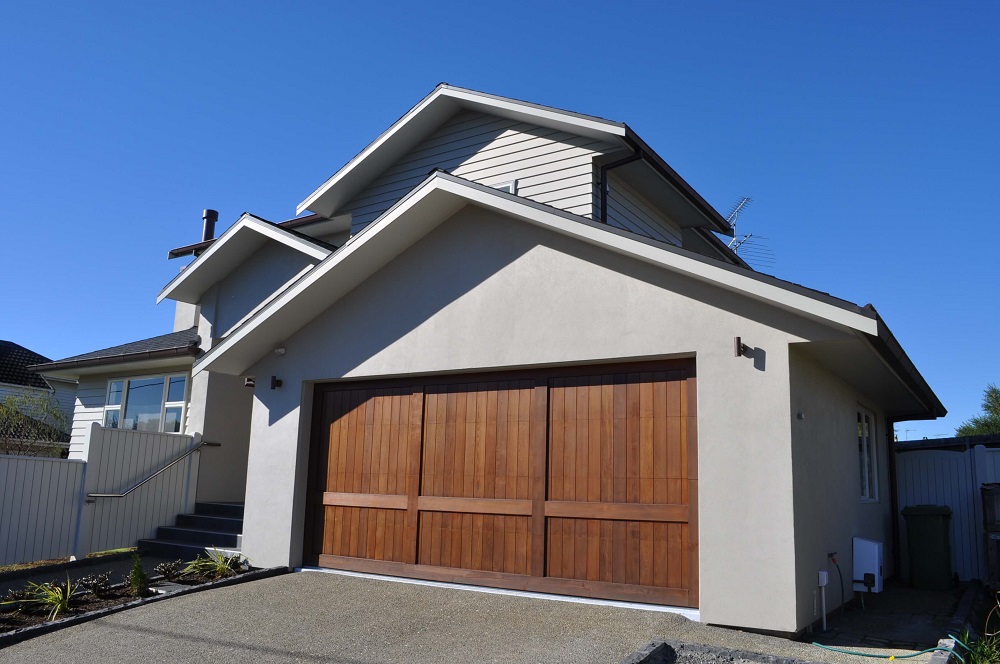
[491,180,517,195]
[858,407,878,501]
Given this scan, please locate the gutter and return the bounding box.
[28,344,201,374]
[863,306,947,421]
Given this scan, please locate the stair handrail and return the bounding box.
[87,439,221,500]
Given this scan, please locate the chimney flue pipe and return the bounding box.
[202,209,219,242]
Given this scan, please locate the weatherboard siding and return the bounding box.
[605,174,683,246]
[339,110,621,230]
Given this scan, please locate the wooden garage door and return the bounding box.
[305,361,697,607]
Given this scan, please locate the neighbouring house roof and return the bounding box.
[295,84,734,236]
[895,434,1000,452]
[0,340,52,389]
[194,170,944,420]
[159,213,337,304]
[30,327,201,380]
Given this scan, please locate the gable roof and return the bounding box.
[296,84,733,236]
[159,213,337,305]
[198,171,943,419]
[0,340,51,389]
[30,327,201,380]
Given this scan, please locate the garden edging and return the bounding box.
[0,566,289,649]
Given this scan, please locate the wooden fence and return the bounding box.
[896,442,1000,582]
[0,423,199,566]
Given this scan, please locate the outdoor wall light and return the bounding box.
[734,336,751,357]
[270,376,283,390]
[274,346,286,356]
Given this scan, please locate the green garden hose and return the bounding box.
[812,641,964,663]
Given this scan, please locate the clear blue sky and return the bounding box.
[1,2,996,440]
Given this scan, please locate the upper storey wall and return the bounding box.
[337,110,621,231]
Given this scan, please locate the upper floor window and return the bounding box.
[858,407,878,502]
[104,374,188,433]
[491,180,518,195]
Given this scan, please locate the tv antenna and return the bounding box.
[724,197,775,269]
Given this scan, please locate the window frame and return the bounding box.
[858,406,879,502]
[491,179,518,195]
[103,373,189,434]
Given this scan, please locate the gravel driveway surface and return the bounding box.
[2,570,932,663]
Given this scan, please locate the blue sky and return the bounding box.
[1,2,996,439]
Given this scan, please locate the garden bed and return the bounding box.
[0,564,288,649]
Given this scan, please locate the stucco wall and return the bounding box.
[199,242,318,343]
[238,205,855,632]
[185,370,252,503]
[788,348,893,630]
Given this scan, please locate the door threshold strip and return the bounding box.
[295,566,700,621]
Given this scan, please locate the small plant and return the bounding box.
[123,552,151,597]
[153,559,184,581]
[78,571,112,597]
[0,576,80,621]
[1,588,32,612]
[181,547,249,581]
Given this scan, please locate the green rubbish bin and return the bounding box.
[902,504,953,590]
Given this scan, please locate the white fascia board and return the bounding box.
[157,214,331,304]
[296,85,627,217]
[199,174,877,377]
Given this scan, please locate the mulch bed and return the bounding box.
[0,567,288,648]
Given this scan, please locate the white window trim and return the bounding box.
[103,373,190,434]
[491,179,518,195]
[858,406,879,502]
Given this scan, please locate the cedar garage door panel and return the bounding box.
[306,362,697,607]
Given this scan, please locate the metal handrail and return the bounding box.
[87,440,220,499]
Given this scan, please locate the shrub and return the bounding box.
[123,552,151,597]
[0,576,80,621]
[181,547,249,581]
[153,559,184,581]
[78,571,112,597]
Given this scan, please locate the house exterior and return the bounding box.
[33,85,945,634]
[0,340,75,455]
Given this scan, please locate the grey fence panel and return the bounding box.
[0,454,85,566]
[77,423,199,556]
[896,445,1000,582]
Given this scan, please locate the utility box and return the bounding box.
[902,504,953,590]
[853,537,884,593]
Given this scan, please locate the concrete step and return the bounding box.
[194,502,245,519]
[156,526,240,548]
[175,513,243,533]
[137,539,241,560]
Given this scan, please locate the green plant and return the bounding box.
[0,576,80,621]
[181,547,249,581]
[955,591,1000,664]
[123,552,151,597]
[153,559,184,581]
[78,571,112,597]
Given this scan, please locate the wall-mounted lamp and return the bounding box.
[734,336,751,357]
[797,412,806,420]
[270,376,283,390]
[274,346,286,356]
[244,377,255,388]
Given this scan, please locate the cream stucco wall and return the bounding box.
[789,348,893,630]
[238,205,860,632]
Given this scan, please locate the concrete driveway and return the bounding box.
[2,571,932,663]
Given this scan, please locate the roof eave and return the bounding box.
[29,346,200,379]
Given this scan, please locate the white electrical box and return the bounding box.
[853,537,884,593]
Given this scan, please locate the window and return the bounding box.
[491,180,517,195]
[858,407,878,501]
[104,374,188,433]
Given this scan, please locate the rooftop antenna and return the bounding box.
[723,197,775,269]
[726,196,752,251]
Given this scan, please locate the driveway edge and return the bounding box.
[0,566,289,650]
